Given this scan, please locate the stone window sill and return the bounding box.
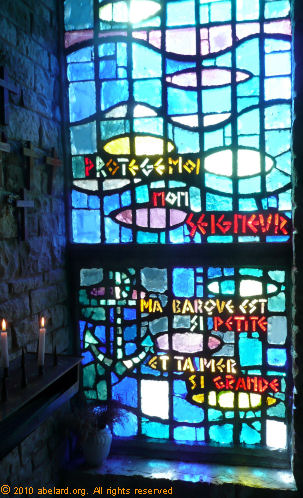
[64,455,298,496]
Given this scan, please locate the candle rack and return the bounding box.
[0,352,81,459]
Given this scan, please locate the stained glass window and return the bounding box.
[78,265,291,452]
[65,0,291,245]
[64,0,292,463]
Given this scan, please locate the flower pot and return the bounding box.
[82,426,112,467]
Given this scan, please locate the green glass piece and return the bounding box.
[82,307,106,321]
[97,380,107,400]
[85,330,98,345]
[83,364,96,388]
[79,289,89,305]
[80,268,103,286]
[115,361,127,375]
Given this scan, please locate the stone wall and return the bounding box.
[0,0,71,487]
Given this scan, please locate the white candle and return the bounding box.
[1,319,9,368]
[38,317,46,367]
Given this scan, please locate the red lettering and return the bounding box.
[214,316,224,331]
[234,316,245,332]
[225,374,236,390]
[279,215,289,235]
[152,191,165,207]
[186,213,197,238]
[216,215,232,234]
[269,378,280,393]
[197,214,208,235]
[235,377,247,391]
[85,157,94,177]
[213,375,225,390]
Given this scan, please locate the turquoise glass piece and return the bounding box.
[267,348,287,367]
[64,0,93,30]
[69,82,96,122]
[172,268,195,297]
[174,426,196,441]
[239,335,262,366]
[209,424,233,444]
[113,410,138,437]
[72,210,100,243]
[142,420,169,439]
[240,423,261,445]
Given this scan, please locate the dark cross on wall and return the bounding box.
[0,67,19,125]
[45,148,63,194]
[16,190,35,241]
[22,141,38,190]
[0,133,10,188]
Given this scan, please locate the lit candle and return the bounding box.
[1,319,9,369]
[38,317,46,367]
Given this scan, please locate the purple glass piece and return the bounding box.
[136,208,148,227]
[264,20,291,36]
[116,209,132,224]
[166,28,196,55]
[150,208,166,228]
[91,286,105,296]
[169,209,187,227]
[166,69,250,89]
[209,26,232,54]
[65,30,93,48]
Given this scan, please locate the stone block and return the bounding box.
[35,65,54,99]
[57,280,68,302]
[6,162,25,192]
[41,0,57,12]
[50,53,60,76]
[0,0,31,33]
[17,32,49,69]
[54,327,70,353]
[8,106,40,143]
[0,240,20,280]
[0,282,9,303]
[51,235,66,267]
[50,304,66,330]
[39,117,61,150]
[31,13,59,53]
[0,16,17,45]
[12,316,39,348]
[20,237,52,275]
[20,421,50,465]
[32,445,50,470]
[44,268,66,285]
[23,88,53,118]
[9,275,43,295]
[0,204,18,239]
[0,295,30,322]
[30,285,58,314]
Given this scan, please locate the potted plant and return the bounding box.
[65,396,122,467]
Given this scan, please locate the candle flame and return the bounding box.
[41,317,45,328]
[1,319,6,332]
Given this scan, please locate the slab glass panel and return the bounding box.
[79,265,290,450]
[65,0,292,244]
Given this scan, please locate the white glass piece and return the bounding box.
[141,379,169,419]
[171,115,199,127]
[240,279,262,296]
[204,149,274,177]
[268,316,287,345]
[266,420,287,449]
[103,179,130,191]
[105,105,128,118]
[134,104,157,117]
[73,180,98,191]
[99,1,160,24]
